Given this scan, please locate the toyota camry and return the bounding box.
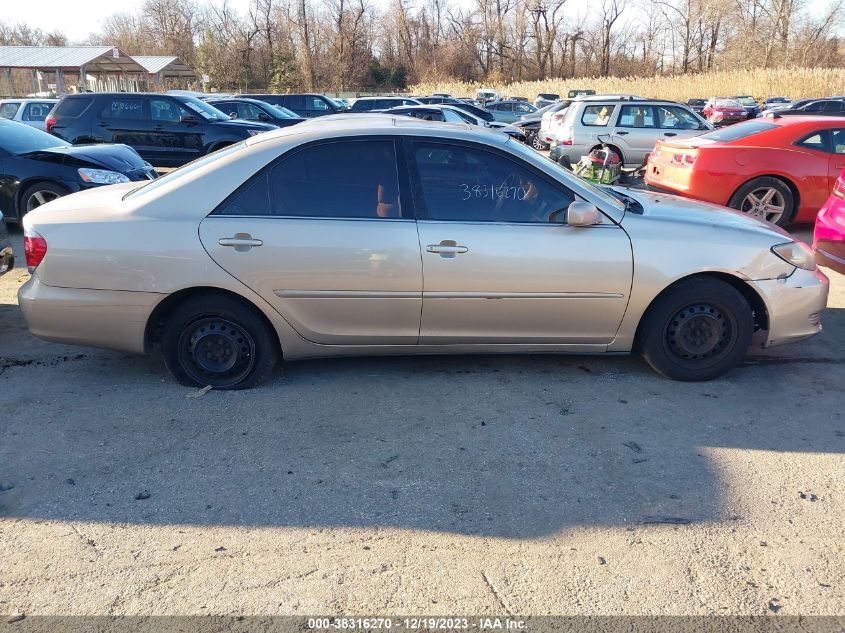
[18,115,829,389]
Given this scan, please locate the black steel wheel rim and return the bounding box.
[178,317,255,386]
[664,303,733,361]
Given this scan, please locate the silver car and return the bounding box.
[550,96,712,167]
[0,99,59,131]
[19,116,828,389]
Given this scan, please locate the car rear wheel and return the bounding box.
[21,182,67,216]
[728,177,794,226]
[639,278,753,381]
[162,294,278,389]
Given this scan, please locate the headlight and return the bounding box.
[78,168,130,184]
[771,241,816,271]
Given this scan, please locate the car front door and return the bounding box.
[148,98,205,167]
[655,105,709,143]
[199,137,423,345]
[611,105,656,165]
[409,139,632,344]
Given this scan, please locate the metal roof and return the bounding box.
[0,46,145,73]
[131,55,196,78]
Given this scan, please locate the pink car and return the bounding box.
[813,171,845,275]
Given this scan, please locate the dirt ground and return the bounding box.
[0,225,843,618]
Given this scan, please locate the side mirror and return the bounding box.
[565,200,602,226]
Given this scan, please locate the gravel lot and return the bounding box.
[0,223,843,618]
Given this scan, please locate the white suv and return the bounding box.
[549,96,711,167]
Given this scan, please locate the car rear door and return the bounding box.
[408,139,632,344]
[93,96,151,157]
[610,105,656,165]
[199,137,423,345]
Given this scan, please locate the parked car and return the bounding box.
[241,93,344,117]
[444,101,495,123]
[549,96,710,167]
[514,102,563,150]
[539,101,572,145]
[766,99,845,117]
[46,93,277,168]
[702,98,746,125]
[0,98,59,131]
[813,169,845,275]
[535,93,560,108]
[731,96,761,119]
[0,119,156,222]
[644,116,845,226]
[0,210,12,275]
[686,99,707,115]
[18,117,828,389]
[763,96,792,111]
[474,88,501,105]
[347,96,423,112]
[416,96,460,105]
[382,105,526,142]
[204,97,305,127]
[567,89,595,98]
[486,100,537,123]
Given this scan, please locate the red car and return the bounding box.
[813,170,845,274]
[703,98,746,125]
[645,116,845,226]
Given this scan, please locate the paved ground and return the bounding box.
[0,224,843,617]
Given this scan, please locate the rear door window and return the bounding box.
[269,139,403,218]
[582,105,614,126]
[23,102,54,121]
[618,105,655,128]
[0,103,20,119]
[101,97,144,120]
[53,97,92,118]
[284,95,306,111]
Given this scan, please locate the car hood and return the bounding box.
[618,187,791,241]
[21,143,148,173]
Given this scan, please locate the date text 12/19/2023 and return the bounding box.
[308,617,528,630]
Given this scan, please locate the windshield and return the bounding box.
[177,96,231,121]
[263,102,299,119]
[0,119,71,154]
[698,120,778,142]
[733,97,757,106]
[125,142,245,199]
[715,99,741,108]
[767,97,790,103]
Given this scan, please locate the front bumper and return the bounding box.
[752,267,829,347]
[18,275,162,354]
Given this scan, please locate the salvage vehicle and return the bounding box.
[382,105,527,142]
[813,169,845,275]
[19,116,828,388]
[240,93,345,117]
[686,98,707,115]
[644,116,845,226]
[730,96,761,119]
[702,98,746,125]
[486,100,538,124]
[204,97,306,128]
[0,210,12,275]
[0,98,58,131]
[46,93,276,167]
[0,118,156,222]
[535,93,560,108]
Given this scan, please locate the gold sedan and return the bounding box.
[18,115,828,388]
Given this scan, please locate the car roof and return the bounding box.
[765,115,845,126]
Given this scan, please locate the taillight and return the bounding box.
[670,152,697,167]
[23,229,47,270]
[45,117,57,134]
[833,177,845,200]
[552,112,565,122]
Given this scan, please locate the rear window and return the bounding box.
[0,103,20,119]
[52,97,92,118]
[698,120,778,142]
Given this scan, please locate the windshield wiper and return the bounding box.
[601,186,643,214]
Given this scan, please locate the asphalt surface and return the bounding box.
[0,223,843,617]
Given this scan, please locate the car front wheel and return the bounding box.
[21,182,67,217]
[162,294,278,389]
[639,278,753,381]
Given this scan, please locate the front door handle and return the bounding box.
[616,131,629,136]
[426,240,468,258]
[664,132,677,137]
[219,233,263,252]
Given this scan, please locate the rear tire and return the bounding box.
[728,177,794,227]
[639,278,753,381]
[162,294,278,389]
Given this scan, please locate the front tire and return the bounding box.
[20,182,67,218]
[639,278,753,381]
[162,294,278,389]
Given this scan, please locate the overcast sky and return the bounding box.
[4,0,837,45]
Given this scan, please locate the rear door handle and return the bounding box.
[616,131,629,136]
[219,234,263,251]
[426,240,468,258]
[664,132,677,137]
